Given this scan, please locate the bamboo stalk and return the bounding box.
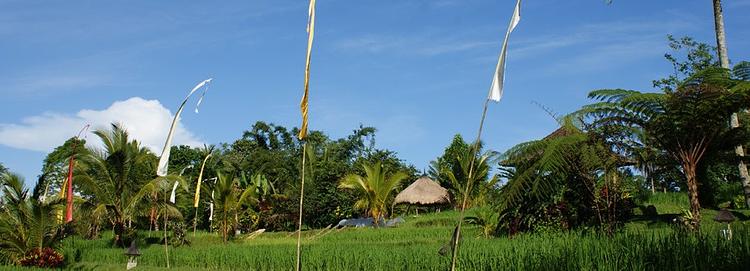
[450,99,490,271]
[164,190,170,268]
[295,143,308,271]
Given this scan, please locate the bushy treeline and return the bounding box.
[0,122,420,266]
[494,36,750,235]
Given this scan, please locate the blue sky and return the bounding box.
[1,0,749,182]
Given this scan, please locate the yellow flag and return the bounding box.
[298,0,316,140]
[193,153,212,208]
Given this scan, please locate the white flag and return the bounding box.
[170,165,193,203]
[169,181,179,203]
[488,0,521,102]
[157,78,212,177]
[208,189,215,221]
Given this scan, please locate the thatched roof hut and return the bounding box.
[394,177,450,205]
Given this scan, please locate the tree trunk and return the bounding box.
[683,160,702,230]
[651,179,655,194]
[223,212,228,243]
[713,0,750,208]
[712,0,730,68]
[645,167,655,194]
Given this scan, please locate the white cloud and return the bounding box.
[0,97,202,153]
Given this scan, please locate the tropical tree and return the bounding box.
[429,135,471,193]
[131,174,187,267]
[75,123,158,246]
[0,173,65,265]
[465,207,499,238]
[212,172,258,243]
[38,138,87,202]
[440,149,498,209]
[429,135,498,209]
[581,66,750,228]
[499,118,632,234]
[339,162,408,225]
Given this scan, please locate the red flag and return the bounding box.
[64,124,89,223]
[65,156,74,223]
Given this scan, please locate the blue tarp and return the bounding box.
[336,217,404,228]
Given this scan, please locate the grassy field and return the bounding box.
[4,193,750,271]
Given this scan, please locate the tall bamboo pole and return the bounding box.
[295,1,316,269]
[193,153,212,236]
[295,143,308,271]
[164,188,170,268]
[450,100,490,271]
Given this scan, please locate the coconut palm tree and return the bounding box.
[436,148,499,209]
[0,172,65,265]
[711,0,750,209]
[212,172,258,243]
[339,162,408,225]
[130,174,187,267]
[75,123,158,246]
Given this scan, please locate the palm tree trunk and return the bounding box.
[713,0,750,208]
[730,115,750,208]
[713,0,730,68]
[223,212,228,243]
[645,167,655,194]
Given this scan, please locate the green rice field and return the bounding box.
[4,193,750,271]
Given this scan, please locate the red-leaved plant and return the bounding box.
[19,248,65,268]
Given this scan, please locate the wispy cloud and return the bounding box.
[502,18,696,75]
[510,19,694,60]
[335,33,495,56]
[0,97,203,152]
[5,74,113,95]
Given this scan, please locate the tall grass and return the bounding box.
[42,212,750,271]
[643,192,690,213]
[4,196,750,270]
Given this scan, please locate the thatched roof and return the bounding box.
[543,126,575,141]
[714,209,737,223]
[394,177,450,205]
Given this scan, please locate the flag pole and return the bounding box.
[295,142,308,271]
[164,184,170,269]
[63,124,90,223]
[193,153,213,236]
[450,1,520,269]
[156,78,212,268]
[295,1,316,270]
[450,99,489,271]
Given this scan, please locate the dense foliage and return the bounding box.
[428,135,499,209]
[498,119,636,234]
[339,161,408,224]
[0,173,65,265]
